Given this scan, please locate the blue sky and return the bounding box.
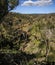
[11,0,55,14]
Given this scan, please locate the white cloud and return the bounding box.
[21,0,34,6]
[21,0,52,6]
[34,0,52,6]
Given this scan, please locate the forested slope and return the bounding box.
[0,12,55,65]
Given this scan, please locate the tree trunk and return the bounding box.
[0,0,8,20]
[45,39,49,62]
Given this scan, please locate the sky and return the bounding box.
[11,0,55,14]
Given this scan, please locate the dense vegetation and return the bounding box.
[0,12,55,65]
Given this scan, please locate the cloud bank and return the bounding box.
[21,0,52,6]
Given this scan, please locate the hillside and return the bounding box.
[0,12,55,65]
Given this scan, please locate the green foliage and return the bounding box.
[8,0,18,10]
[0,13,55,64]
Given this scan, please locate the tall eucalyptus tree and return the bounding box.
[0,0,19,20]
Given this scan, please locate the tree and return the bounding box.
[8,0,19,10]
[0,0,19,20]
[0,0,8,20]
[41,28,52,62]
